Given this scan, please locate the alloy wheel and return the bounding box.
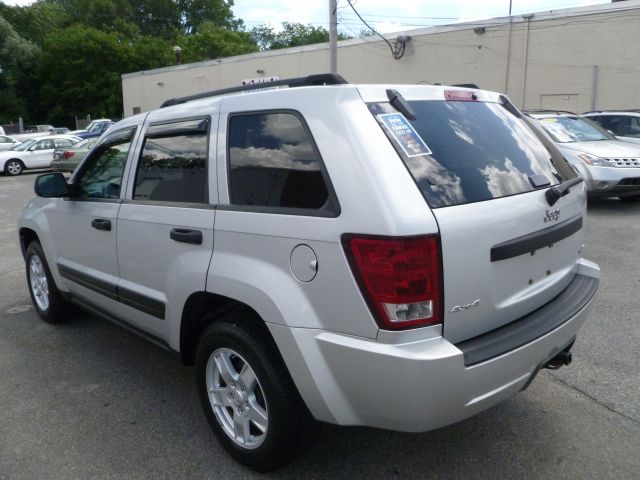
[205,347,269,449]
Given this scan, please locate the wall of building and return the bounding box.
[122,1,640,116]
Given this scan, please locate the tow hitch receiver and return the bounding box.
[544,349,573,370]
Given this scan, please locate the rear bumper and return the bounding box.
[269,259,599,432]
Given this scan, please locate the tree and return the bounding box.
[0,16,39,121]
[129,0,182,39]
[177,0,236,33]
[251,22,351,50]
[0,0,258,124]
[33,26,179,125]
[0,2,69,45]
[177,21,257,63]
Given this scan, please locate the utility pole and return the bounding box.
[329,0,338,73]
[504,0,513,94]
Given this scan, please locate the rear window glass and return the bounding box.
[369,101,561,208]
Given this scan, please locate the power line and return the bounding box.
[344,0,406,59]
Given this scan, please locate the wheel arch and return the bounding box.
[179,291,277,366]
[5,158,25,172]
[19,227,40,259]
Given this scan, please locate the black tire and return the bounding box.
[5,159,24,176]
[195,310,314,471]
[619,195,640,203]
[25,241,70,324]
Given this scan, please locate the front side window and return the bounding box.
[75,128,135,200]
[54,138,75,148]
[537,116,614,143]
[133,119,208,204]
[623,116,640,138]
[589,115,620,134]
[227,112,331,211]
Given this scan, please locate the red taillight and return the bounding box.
[342,234,443,330]
[63,151,75,159]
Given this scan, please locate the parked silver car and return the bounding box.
[51,138,98,172]
[18,76,599,471]
[528,111,640,201]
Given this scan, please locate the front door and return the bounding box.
[47,128,137,313]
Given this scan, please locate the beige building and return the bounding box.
[122,1,640,116]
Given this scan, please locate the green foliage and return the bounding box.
[34,25,130,124]
[0,1,355,125]
[34,25,179,125]
[177,0,236,33]
[177,21,257,63]
[251,22,351,50]
[0,2,69,45]
[0,16,39,121]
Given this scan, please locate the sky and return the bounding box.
[233,0,611,33]
[3,0,612,33]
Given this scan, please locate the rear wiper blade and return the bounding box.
[545,176,584,206]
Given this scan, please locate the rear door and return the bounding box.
[115,116,216,340]
[366,88,584,343]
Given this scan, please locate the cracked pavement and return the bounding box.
[0,173,638,479]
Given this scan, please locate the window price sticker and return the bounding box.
[377,113,432,158]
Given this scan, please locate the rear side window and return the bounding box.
[227,111,335,213]
[134,119,209,204]
[369,101,561,208]
[54,138,75,148]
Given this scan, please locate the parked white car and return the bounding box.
[527,111,640,201]
[0,135,21,152]
[583,110,640,145]
[0,135,81,175]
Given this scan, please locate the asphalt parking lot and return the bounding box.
[0,172,639,479]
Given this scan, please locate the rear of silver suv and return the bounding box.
[18,78,599,471]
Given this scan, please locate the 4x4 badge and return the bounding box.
[544,209,560,222]
[449,299,481,313]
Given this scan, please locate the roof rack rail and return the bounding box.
[160,73,349,108]
[524,109,578,116]
[451,83,480,89]
[583,109,640,114]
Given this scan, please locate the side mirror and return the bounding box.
[34,172,70,198]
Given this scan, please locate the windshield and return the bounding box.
[537,116,613,143]
[13,139,37,151]
[369,100,561,208]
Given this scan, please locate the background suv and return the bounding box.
[583,110,640,145]
[527,110,640,201]
[18,76,599,471]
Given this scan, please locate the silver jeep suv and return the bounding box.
[18,75,600,471]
